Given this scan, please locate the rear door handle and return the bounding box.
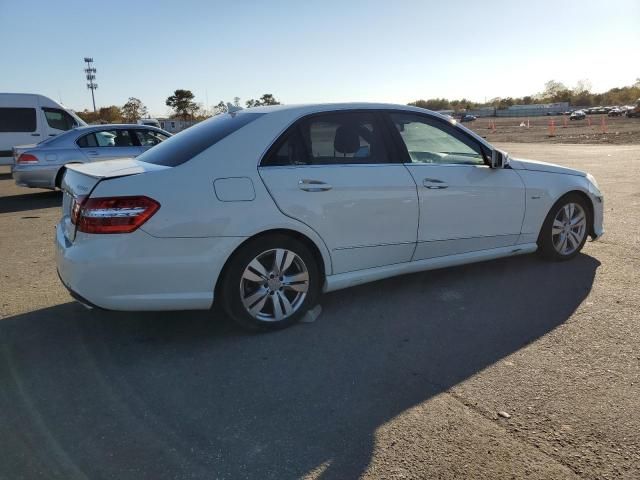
[87,151,100,156]
[298,179,332,192]
[31,133,41,137]
[423,178,448,189]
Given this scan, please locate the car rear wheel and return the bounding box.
[538,194,591,261]
[220,234,321,331]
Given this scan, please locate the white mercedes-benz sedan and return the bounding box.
[56,103,604,330]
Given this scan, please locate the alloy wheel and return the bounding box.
[240,248,309,321]
[552,202,587,255]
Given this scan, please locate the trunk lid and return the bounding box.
[60,158,169,242]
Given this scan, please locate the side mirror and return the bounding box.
[490,149,508,168]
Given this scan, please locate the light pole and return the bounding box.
[84,57,98,113]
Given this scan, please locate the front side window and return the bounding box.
[134,129,169,146]
[42,108,76,131]
[389,113,485,166]
[0,107,36,132]
[263,112,390,166]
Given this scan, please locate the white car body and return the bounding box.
[56,103,604,315]
[0,93,86,165]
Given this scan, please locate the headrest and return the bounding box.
[333,125,360,154]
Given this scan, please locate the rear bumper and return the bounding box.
[12,163,59,188]
[55,223,244,311]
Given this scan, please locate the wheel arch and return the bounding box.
[538,189,596,242]
[214,228,330,300]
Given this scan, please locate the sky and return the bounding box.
[1,0,638,117]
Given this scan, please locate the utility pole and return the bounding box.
[84,57,98,113]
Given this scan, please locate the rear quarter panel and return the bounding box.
[89,114,333,274]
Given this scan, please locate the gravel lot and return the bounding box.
[0,143,638,479]
[466,115,640,145]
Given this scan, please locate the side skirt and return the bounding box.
[323,243,538,293]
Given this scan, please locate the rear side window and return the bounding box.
[42,108,76,131]
[77,130,134,148]
[137,112,265,167]
[0,108,36,132]
[262,112,390,166]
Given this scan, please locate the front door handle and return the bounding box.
[423,178,448,189]
[31,133,41,137]
[298,179,332,192]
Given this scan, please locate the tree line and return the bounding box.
[409,79,640,112]
[76,90,281,124]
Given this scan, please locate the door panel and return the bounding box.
[260,164,419,274]
[384,111,526,261]
[405,164,525,259]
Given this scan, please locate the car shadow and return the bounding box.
[0,190,61,214]
[0,253,600,479]
[0,172,12,180]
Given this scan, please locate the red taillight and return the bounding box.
[73,196,160,234]
[17,153,38,164]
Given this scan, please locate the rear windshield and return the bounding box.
[137,112,264,167]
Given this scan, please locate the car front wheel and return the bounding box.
[220,234,321,331]
[538,194,591,261]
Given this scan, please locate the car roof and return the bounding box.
[73,124,163,131]
[243,102,443,116]
[237,102,492,152]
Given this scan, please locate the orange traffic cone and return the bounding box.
[548,119,556,137]
[563,116,568,128]
[600,116,607,134]
[587,117,591,126]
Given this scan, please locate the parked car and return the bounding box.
[0,93,86,166]
[626,100,640,118]
[608,108,624,117]
[137,118,161,128]
[12,124,171,189]
[460,114,476,122]
[570,110,586,120]
[56,103,604,331]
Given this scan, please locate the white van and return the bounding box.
[0,93,87,165]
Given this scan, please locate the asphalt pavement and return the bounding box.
[0,143,638,479]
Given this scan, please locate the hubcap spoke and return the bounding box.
[283,272,309,292]
[277,291,293,316]
[552,219,564,235]
[243,288,269,314]
[271,293,285,320]
[569,230,582,247]
[244,259,269,283]
[570,214,585,226]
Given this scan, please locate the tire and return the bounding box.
[219,234,321,331]
[538,193,591,261]
[54,167,66,189]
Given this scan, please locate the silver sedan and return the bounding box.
[11,124,171,189]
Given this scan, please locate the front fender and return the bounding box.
[516,170,602,244]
